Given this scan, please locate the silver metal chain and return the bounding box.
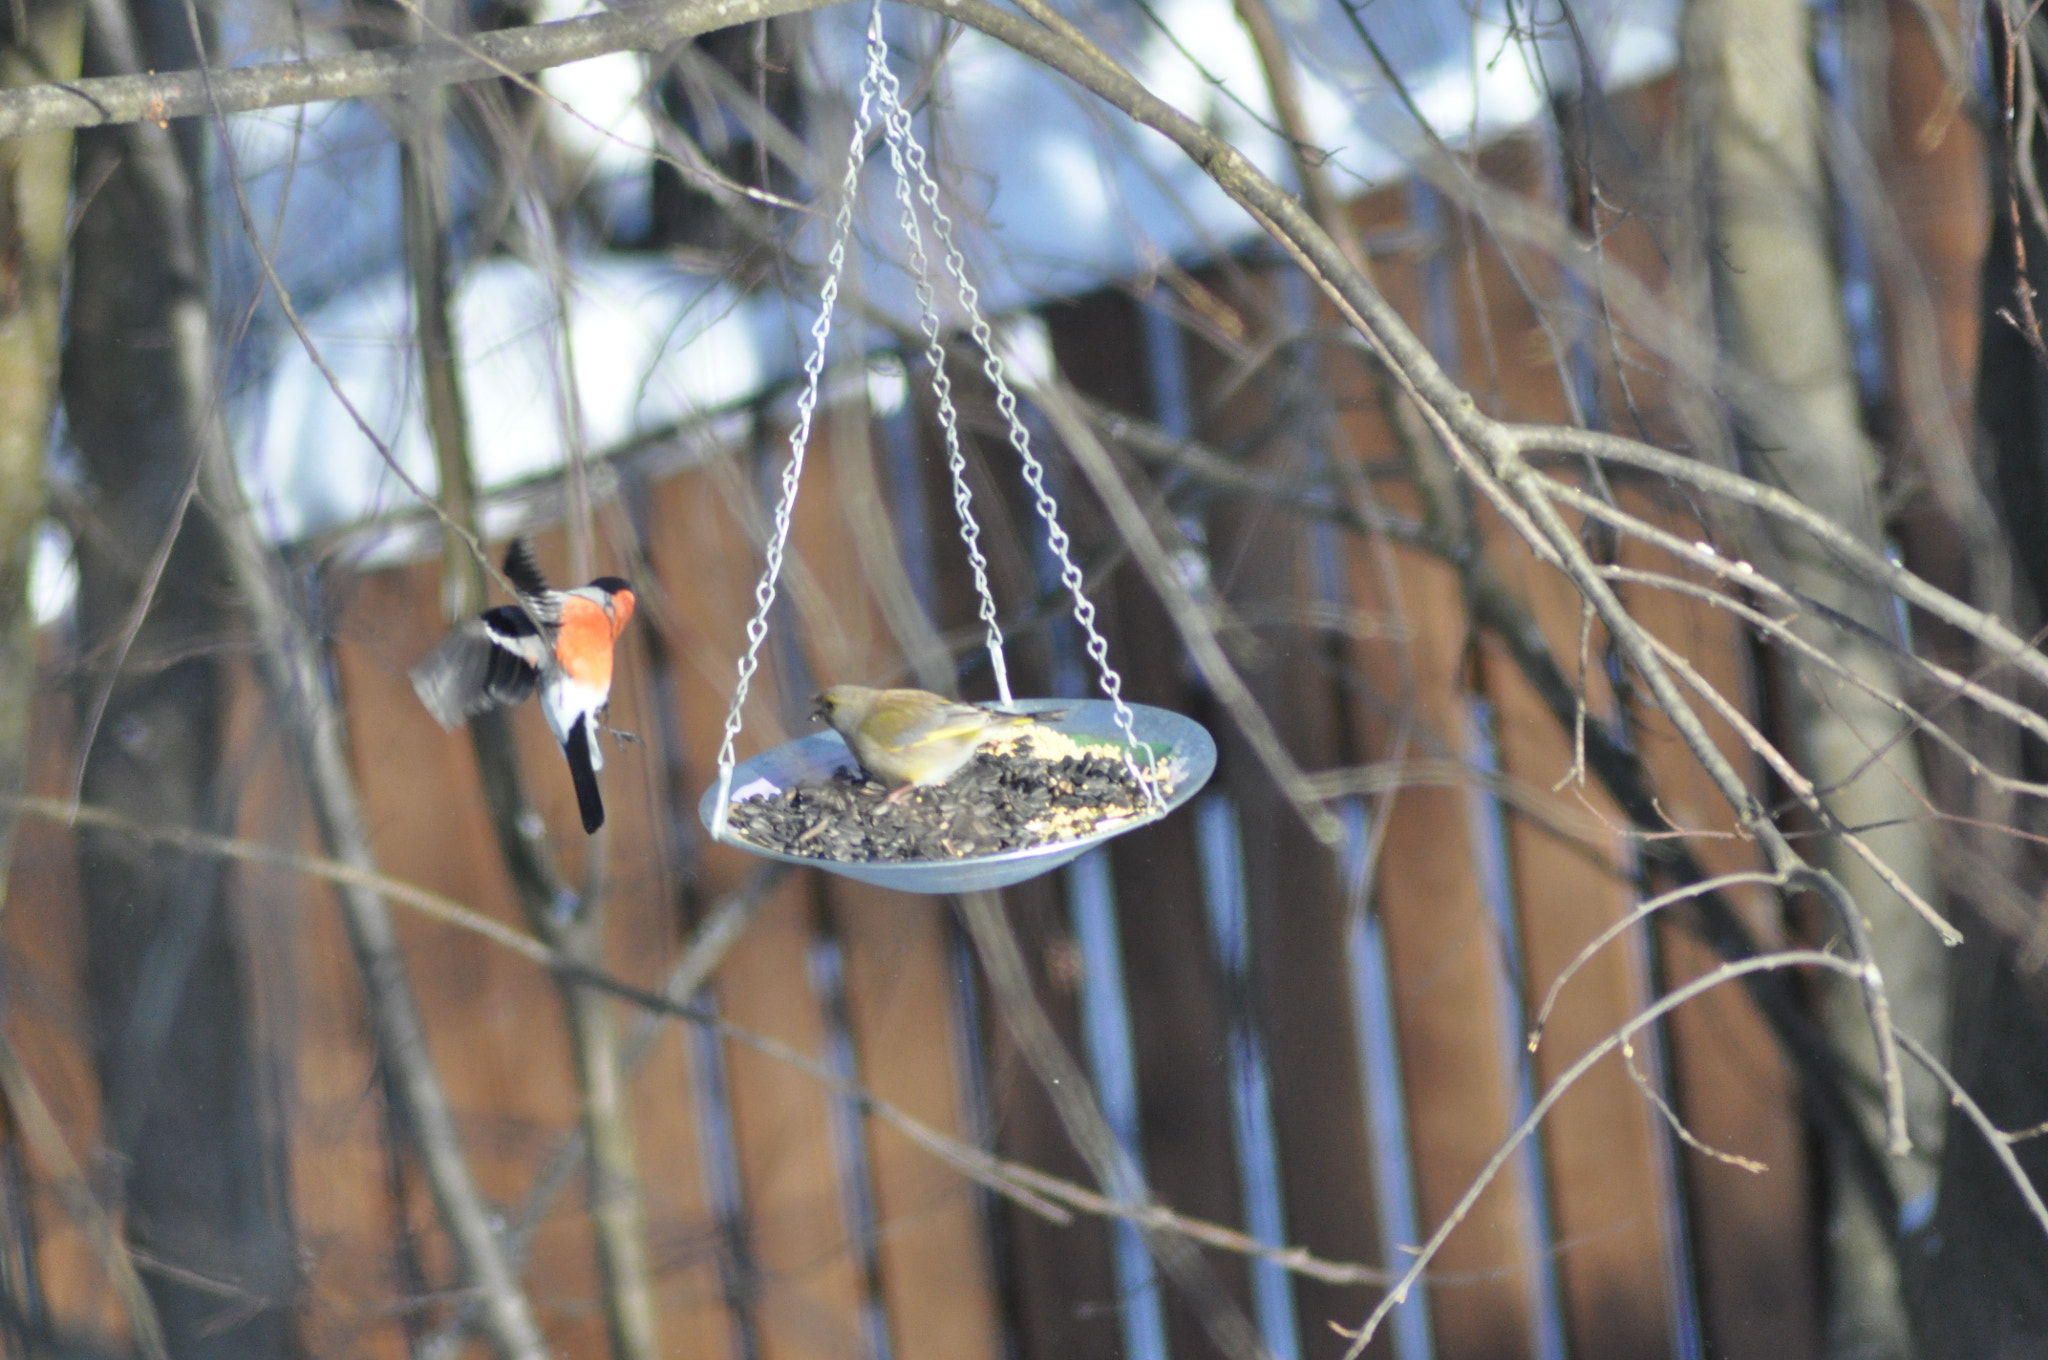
[708,5,880,840]
[712,0,1162,832]
[869,30,1010,704]
[871,73,1162,806]
[984,329,1163,807]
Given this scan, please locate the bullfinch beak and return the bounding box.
[409,538,637,833]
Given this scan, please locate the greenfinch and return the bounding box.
[813,685,1053,794]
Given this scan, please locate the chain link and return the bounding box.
[713,0,1162,834]
[709,2,882,840]
[876,89,1162,805]
[869,35,1010,703]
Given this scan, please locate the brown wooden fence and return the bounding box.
[2,87,1882,1360]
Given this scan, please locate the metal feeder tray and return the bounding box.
[701,699,1217,894]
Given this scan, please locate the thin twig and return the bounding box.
[955,891,1274,1360]
[1518,423,2048,703]
[1632,623,1953,951]
[1024,367,1341,844]
[8,796,1406,1294]
[1621,1036,1767,1174]
[1602,563,2048,801]
[1300,758,1629,880]
[429,863,784,1350]
[1339,950,1865,1356]
[1527,870,1791,1050]
[1894,1028,2048,1241]
[0,1033,167,1360]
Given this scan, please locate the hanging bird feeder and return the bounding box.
[699,1,1214,894]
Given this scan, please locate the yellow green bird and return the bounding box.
[813,685,1054,796]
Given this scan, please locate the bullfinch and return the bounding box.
[411,538,636,833]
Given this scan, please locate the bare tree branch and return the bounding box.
[8,794,1415,1297]
[955,891,1274,1360]
[1340,948,1871,1358]
[0,1033,166,1360]
[1022,365,1341,843]
[0,0,821,137]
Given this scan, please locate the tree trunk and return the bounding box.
[60,0,300,1351]
[1684,0,1950,1354]
[1923,13,2048,1351]
[0,0,80,905]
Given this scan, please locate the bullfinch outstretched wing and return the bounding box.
[409,605,547,728]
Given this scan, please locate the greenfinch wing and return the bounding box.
[864,696,994,750]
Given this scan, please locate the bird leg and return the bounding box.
[595,707,641,748]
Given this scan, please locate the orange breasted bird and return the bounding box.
[410,538,637,833]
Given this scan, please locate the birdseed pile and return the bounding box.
[724,727,1165,863]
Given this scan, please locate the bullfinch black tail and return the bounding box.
[565,715,605,833]
[502,537,554,611]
